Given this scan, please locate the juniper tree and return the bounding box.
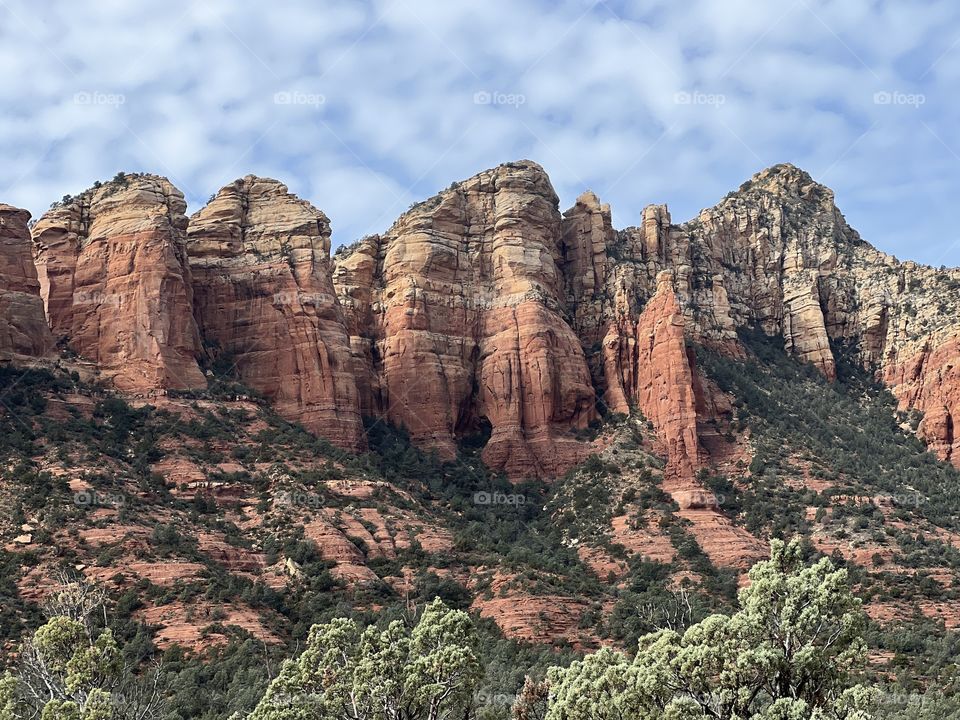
[544,539,876,720]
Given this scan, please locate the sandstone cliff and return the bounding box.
[9,160,960,476]
[31,175,204,392]
[187,176,364,450]
[333,161,597,478]
[0,204,52,357]
[601,271,701,479]
[328,161,960,476]
[658,165,960,467]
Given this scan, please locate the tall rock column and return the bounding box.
[560,190,613,347]
[32,175,204,392]
[0,204,52,357]
[188,176,364,451]
[602,271,701,480]
[782,243,836,381]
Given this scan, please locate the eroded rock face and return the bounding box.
[559,164,960,470]
[0,204,52,357]
[32,176,204,392]
[13,160,960,475]
[560,190,614,347]
[187,176,364,450]
[610,165,846,375]
[884,335,960,466]
[602,272,701,479]
[333,161,597,478]
[330,161,960,476]
[657,166,960,467]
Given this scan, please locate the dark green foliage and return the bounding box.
[696,328,960,534]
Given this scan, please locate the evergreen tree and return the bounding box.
[247,598,481,720]
[544,539,876,719]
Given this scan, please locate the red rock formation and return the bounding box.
[607,166,844,377]
[9,159,960,479]
[590,164,960,468]
[331,238,382,418]
[32,175,204,392]
[602,272,701,479]
[0,204,52,356]
[333,161,597,479]
[884,335,960,466]
[188,176,364,450]
[560,190,614,346]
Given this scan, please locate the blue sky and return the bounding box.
[2,0,959,265]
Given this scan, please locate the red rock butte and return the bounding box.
[187,175,365,451]
[1,160,954,478]
[0,203,52,357]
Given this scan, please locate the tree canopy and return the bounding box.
[544,539,876,720]
[247,598,481,720]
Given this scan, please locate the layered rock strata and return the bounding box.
[333,161,597,478]
[9,160,959,475]
[32,175,204,392]
[187,176,364,450]
[0,204,52,357]
[558,163,960,469]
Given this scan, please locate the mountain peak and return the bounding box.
[733,162,833,203]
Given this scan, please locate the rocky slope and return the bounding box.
[31,174,205,392]
[187,176,364,451]
[0,204,51,357]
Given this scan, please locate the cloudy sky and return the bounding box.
[1,0,959,265]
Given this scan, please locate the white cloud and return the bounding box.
[0,0,958,265]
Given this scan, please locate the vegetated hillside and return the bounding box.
[3,322,960,717]
[0,359,603,719]
[700,330,960,697]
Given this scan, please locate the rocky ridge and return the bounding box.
[557,162,960,472]
[12,161,960,478]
